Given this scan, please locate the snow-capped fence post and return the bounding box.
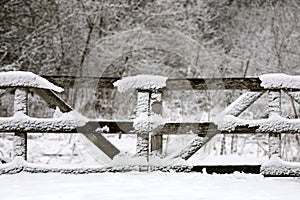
[150,92,163,154]
[135,90,151,157]
[268,90,281,158]
[113,75,168,159]
[13,88,28,160]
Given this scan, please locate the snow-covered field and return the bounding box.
[0,172,299,200]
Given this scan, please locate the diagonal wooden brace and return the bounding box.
[174,91,264,160]
[225,91,264,116]
[35,88,120,160]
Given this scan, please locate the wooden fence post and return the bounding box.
[150,92,163,154]
[135,90,150,157]
[13,88,28,160]
[268,90,281,158]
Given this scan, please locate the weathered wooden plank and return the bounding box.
[159,122,218,135]
[166,78,264,90]
[150,92,163,154]
[34,88,72,112]
[76,123,120,159]
[42,76,266,90]
[43,76,119,90]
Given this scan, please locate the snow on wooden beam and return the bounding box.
[44,74,300,91]
[2,120,300,134]
[0,71,63,92]
[260,73,300,91]
[261,156,300,177]
[0,158,194,174]
[44,76,266,90]
[217,114,300,133]
[13,88,28,160]
[225,91,264,116]
[114,75,167,93]
[0,118,79,132]
[173,136,206,160]
[44,76,267,90]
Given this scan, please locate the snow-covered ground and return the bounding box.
[0,172,299,200]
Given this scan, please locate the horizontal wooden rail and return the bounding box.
[2,120,298,134]
[41,76,300,91]
[42,76,269,90]
[42,76,300,91]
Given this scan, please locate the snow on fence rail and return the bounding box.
[43,74,300,91]
[0,71,63,92]
[0,72,300,176]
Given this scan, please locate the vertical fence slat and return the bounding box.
[135,91,150,157]
[150,92,163,154]
[13,88,28,160]
[268,90,281,158]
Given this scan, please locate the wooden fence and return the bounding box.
[0,73,299,175]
